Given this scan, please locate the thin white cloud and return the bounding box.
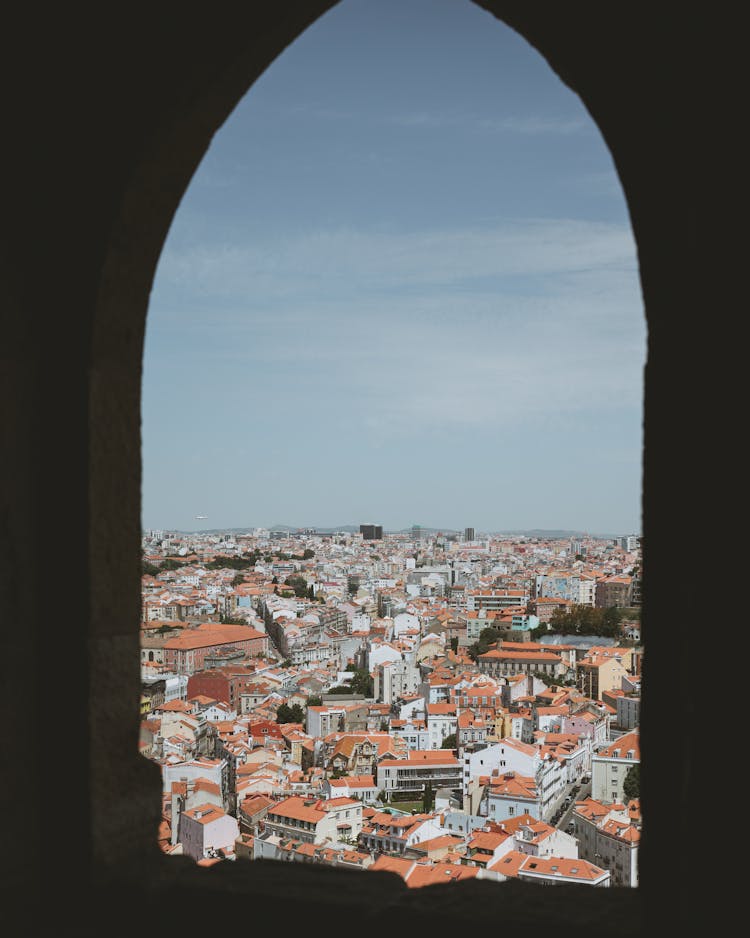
[155,218,638,304]
[278,105,588,136]
[476,115,588,135]
[147,217,644,440]
[148,288,644,437]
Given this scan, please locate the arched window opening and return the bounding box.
[139,0,644,886]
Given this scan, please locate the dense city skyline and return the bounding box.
[140,523,642,882]
[142,0,645,535]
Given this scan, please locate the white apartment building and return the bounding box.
[260,795,363,845]
[373,659,421,705]
[462,739,564,821]
[591,730,640,804]
[572,798,640,887]
[376,750,462,797]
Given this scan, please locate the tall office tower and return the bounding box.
[360,523,383,540]
[411,524,422,541]
[465,527,475,542]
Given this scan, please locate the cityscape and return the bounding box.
[140,523,642,887]
[139,0,644,895]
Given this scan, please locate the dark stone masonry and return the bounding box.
[2,2,704,934]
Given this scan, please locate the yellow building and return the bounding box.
[576,654,629,701]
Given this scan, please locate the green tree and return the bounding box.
[377,790,388,804]
[231,573,245,586]
[205,554,258,571]
[548,604,625,637]
[142,560,160,577]
[344,665,374,697]
[284,575,308,598]
[529,622,549,641]
[159,557,188,571]
[422,781,434,813]
[306,695,322,707]
[468,626,504,662]
[623,763,640,801]
[449,636,459,653]
[601,605,623,637]
[442,733,457,750]
[276,703,305,724]
[302,548,315,559]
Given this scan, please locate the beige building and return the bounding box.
[576,654,629,701]
[262,795,363,845]
[595,575,633,608]
[478,649,565,680]
[591,730,640,804]
[377,749,462,797]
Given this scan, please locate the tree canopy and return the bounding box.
[204,551,261,571]
[547,604,625,638]
[284,575,309,598]
[344,664,374,697]
[623,763,640,800]
[468,626,504,661]
[156,557,190,572]
[276,702,305,724]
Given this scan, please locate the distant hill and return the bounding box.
[269,524,361,533]
[488,529,618,539]
[158,524,618,540]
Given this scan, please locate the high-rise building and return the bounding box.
[360,523,382,540]
[465,527,475,542]
[615,535,639,551]
[412,524,422,541]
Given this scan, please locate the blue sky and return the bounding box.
[142,0,645,536]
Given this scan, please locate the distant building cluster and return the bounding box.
[139,525,641,884]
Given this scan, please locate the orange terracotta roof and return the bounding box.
[488,848,526,877]
[163,624,265,650]
[519,855,606,881]
[597,729,640,760]
[480,650,562,662]
[370,855,414,879]
[183,804,226,825]
[406,863,479,888]
[378,750,458,767]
